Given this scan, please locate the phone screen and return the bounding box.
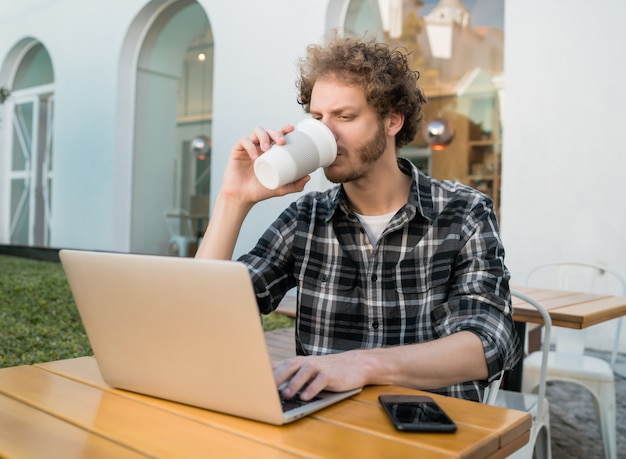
[378,395,457,432]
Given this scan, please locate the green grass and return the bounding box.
[0,254,294,368]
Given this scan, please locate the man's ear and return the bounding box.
[386,112,404,136]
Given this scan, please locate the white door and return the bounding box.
[7,86,54,246]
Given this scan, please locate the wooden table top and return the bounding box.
[0,346,531,458]
[512,286,626,329]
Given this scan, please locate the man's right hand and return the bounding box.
[195,124,310,260]
[220,125,311,205]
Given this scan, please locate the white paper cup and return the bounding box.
[254,119,337,190]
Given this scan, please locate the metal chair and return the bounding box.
[522,262,622,459]
[164,209,197,257]
[490,290,552,459]
[483,370,504,405]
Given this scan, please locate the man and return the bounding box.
[196,34,521,403]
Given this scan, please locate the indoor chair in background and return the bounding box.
[164,209,197,257]
[523,262,623,459]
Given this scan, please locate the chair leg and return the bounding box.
[597,382,617,459]
[571,379,616,459]
[523,359,617,459]
[609,317,622,368]
[534,423,552,459]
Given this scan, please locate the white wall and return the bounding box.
[502,0,626,284]
[0,0,152,250]
[0,0,338,254]
[502,0,626,352]
[203,0,333,258]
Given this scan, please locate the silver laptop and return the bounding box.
[59,249,360,425]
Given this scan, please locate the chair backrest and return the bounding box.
[510,289,552,416]
[164,209,195,238]
[526,262,625,363]
[526,262,626,296]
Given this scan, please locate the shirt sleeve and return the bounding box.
[430,195,522,380]
[237,203,299,314]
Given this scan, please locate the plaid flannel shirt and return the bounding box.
[238,158,521,401]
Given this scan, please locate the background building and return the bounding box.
[1,0,625,351]
[0,0,385,257]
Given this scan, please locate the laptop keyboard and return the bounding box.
[279,392,321,412]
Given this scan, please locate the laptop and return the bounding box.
[59,249,360,425]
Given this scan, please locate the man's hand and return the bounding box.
[195,124,310,260]
[221,125,310,204]
[271,331,489,402]
[273,350,373,401]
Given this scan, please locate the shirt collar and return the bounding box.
[399,157,434,223]
[323,157,434,223]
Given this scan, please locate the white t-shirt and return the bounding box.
[355,211,397,245]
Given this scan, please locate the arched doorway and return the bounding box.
[125,0,212,255]
[343,0,385,36]
[0,40,55,247]
[326,0,386,38]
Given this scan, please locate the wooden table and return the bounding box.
[0,331,531,459]
[505,286,626,390]
[512,286,626,329]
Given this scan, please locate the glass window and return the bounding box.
[10,178,30,245]
[345,0,385,37]
[11,101,33,171]
[385,0,505,215]
[13,43,54,90]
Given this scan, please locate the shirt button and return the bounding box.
[320,275,328,282]
[371,274,377,282]
[372,321,379,329]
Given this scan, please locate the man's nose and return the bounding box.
[319,118,338,141]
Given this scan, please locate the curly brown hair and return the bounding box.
[297,34,426,149]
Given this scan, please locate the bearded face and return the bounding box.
[324,119,387,184]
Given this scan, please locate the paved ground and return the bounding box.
[547,351,625,459]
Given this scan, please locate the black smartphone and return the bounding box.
[378,394,457,433]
